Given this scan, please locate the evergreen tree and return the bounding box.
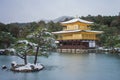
[27,27,56,64]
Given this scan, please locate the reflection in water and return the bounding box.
[0,53,120,80]
[43,65,61,71]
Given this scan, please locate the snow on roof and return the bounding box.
[61,18,93,24]
[85,30,103,34]
[52,30,103,34]
[52,30,81,34]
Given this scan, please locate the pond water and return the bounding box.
[0,52,120,80]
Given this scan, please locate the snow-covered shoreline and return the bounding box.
[10,62,44,72]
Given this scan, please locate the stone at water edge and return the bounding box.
[2,65,7,69]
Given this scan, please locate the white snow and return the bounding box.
[45,32,52,35]
[14,63,43,71]
[85,30,103,34]
[52,30,103,34]
[17,40,38,47]
[28,42,38,47]
[0,49,5,51]
[53,16,73,23]
[52,30,81,34]
[0,48,16,53]
[2,65,7,68]
[6,48,16,52]
[18,40,29,44]
[61,18,93,24]
[55,41,59,43]
[11,61,17,66]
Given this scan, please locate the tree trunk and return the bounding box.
[24,52,27,65]
[34,46,39,64]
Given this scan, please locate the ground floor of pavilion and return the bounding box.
[57,40,97,49]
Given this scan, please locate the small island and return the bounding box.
[10,61,44,72]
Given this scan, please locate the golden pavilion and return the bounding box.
[53,17,103,49]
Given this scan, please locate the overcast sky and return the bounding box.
[0,0,120,24]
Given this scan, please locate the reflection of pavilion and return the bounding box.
[53,17,103,49]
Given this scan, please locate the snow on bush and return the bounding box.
[6,48,16,53]
[17,40,38,47]
[18,40,29,44]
